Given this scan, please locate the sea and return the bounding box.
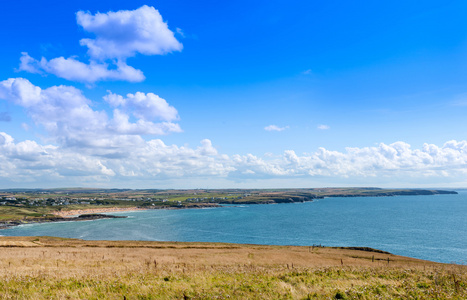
[1,191,466,264]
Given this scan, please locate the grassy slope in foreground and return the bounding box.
[0,237,465,299]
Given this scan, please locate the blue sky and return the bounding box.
[0,0,467,188]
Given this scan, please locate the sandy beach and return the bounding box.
[52,207,149,217]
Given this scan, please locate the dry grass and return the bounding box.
[0,236,465,299]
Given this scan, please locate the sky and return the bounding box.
[1,0,467,189]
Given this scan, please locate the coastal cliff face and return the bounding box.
[316,189,457,198]
[0,188,458,228]
[217,189,457,204]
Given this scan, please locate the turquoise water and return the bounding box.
[1,192,466,264]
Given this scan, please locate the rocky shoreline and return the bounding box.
[0,203,221,230]
[216,189,458,204]
[0,214,127,230]
[0,190,456,229]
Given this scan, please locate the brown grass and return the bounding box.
[0,236,465,299]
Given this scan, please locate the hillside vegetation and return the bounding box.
[0,237,465,299]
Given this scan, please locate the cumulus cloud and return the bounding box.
[19,52,147,83]
[108,109,181,136]
[1,120,467,187]
[229,141,467,180]
[0,78,181,151]
[264,125,289,132]
[104,91,178,121]
[317,124,330,130]
[18,52,42,74]
[0,132,116,182]
[19,53,145,83]
[0,132,230,186]
[77,5,182,60]
[18,6,182,83]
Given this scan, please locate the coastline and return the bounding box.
[0,197,464,264]
[52,203,221,217]
[52,206,150,218]
[0,214,127,230]
[0,203,221,230]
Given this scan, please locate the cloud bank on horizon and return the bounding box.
[1,3,467,188]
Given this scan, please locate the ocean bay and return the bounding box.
[2,192,466,264]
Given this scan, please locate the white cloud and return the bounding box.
[104,91,178,121]
[77,5,182,60]
[176,28,185,38]
[0,132,231,186]
[18,6,182,83]
[18,52,42,74]
[108,109,181,136]
[264,125,289,132]
[0,132,116,182]
[317,124,330,130]
[19,53,145,83]
[0,78,181,151]
[229,141,467,181]
[1,122,467,187]
[302,69,312,75]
